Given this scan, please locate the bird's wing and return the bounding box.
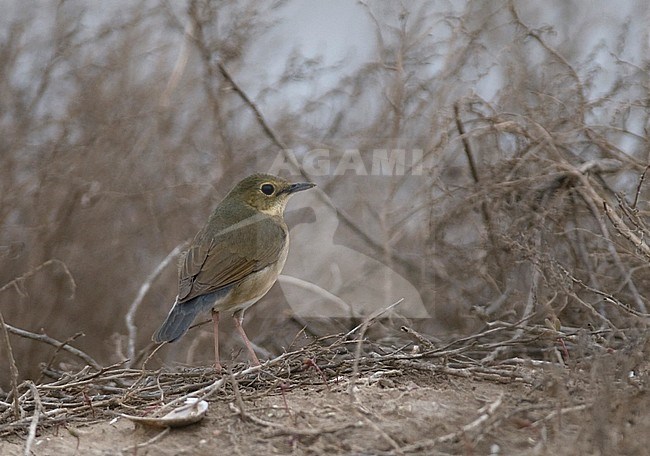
[177,216,287,303]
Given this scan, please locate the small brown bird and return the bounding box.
[153,173,315,371]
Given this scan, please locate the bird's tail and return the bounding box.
[152,293,220,343]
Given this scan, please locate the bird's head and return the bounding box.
[227,173,315,216]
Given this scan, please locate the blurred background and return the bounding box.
[2,0,649,388]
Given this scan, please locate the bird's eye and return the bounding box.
[260,183,275,195]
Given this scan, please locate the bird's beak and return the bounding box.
[284,182,316,194]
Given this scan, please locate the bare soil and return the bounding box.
[2,350,649,456]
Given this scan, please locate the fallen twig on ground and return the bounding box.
[0,321,641,442]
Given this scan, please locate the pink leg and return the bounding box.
[211,309,222,373]
[233,313,260,366]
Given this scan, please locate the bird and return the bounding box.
[153,173,315,371]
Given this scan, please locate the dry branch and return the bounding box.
[2,323,102,370]
[125,243,185,367]
[23,382,43,456]
[0,259,76,297]
[0,318,641,449]
[401,394,504,453]
[121,427,170,453]
[0,309,20,420]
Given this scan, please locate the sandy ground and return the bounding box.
[2,358,649,456]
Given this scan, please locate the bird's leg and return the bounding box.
[233,311,261,366]
[211,309,222,373]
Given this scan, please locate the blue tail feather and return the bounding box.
[152,289,229,343]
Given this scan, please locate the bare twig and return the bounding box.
[39,332,85,382]
[278,274,352,310]
[574,177,648,313]
[0,309,21,420]
[532,403,590,427]
[343,298,405,340]
[153,350,297,416]
[23,381,43,456]
[356,406,403,454]
[632,166,649,209]
[228,371,247,421]
[121,428,170,453]
[401,394,504,453]
[455,102,503,286]
[160,18,192,108]
[557,264,649,318]
[3,323,102,370]
[126,243,185,368]
[400,325,438,351]
[277,275,351,313]
[346,299,405,402]
[509,1,586,120]
[348,319,369,403]
[0,259,76,296]
[604,201,650,262]
[228,402,360,437]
